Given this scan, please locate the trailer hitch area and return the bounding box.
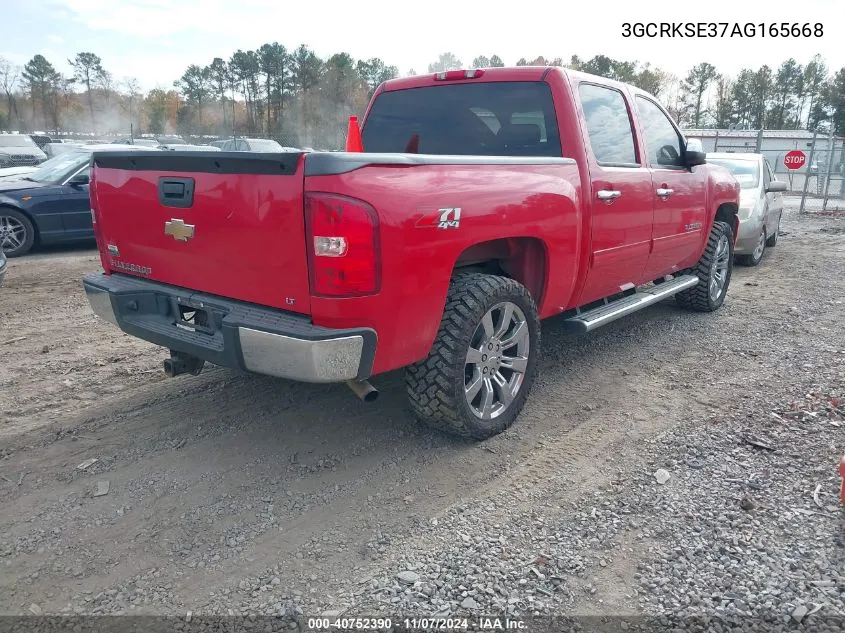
[163,350,205,377]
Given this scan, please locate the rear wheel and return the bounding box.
[737,228,766,267]
[405,273,541,440]
[0,208,35,257]
[675,220,734,312]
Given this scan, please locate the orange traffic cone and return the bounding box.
[345,115,363,153]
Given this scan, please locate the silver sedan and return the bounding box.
[707,152,787,266]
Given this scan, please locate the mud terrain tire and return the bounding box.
[406,273,541,440]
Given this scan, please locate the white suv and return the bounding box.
[0,134,48,168]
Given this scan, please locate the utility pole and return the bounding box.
[799,129,819,215]
[839,139,845,200]
[821,124,834,211]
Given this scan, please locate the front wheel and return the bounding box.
[405,273,541,440]
[675,220,734,312]
[737,227,766,267]
[0,208,35,257]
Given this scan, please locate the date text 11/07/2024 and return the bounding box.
[622,22,823,38]
[306,617,527,630]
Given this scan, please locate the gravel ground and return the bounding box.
[0,199,843,632]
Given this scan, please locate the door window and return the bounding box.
[578,83,638,166]
[635,96,685,168]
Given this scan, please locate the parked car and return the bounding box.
[0,134,48,168]
[83,66,740,440]
[0,144,147,257]
[0,248,6,287]
[219,137,288,152]
[156,135,186,146]
[112,138,161,148]
[208,139,232,149]
[707,152,786,266]
[44,141,86,158]
[159,144,221,152]
[30,134,53,149]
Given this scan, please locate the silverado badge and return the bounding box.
[165,218,195,242]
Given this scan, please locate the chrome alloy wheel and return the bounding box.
[752,230,766,261]
[0,215,26,252]
[710,234,731,301]
[464,301,530,420]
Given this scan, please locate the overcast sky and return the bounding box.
[3,0,843,91]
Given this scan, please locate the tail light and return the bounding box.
[88,164,112,274]
[305,193,380,297]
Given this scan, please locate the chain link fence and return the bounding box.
[794,141,845,213]
[686,129,845,213]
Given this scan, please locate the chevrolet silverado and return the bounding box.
[82,66,740,439]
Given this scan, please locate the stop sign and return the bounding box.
[784,150,806,170]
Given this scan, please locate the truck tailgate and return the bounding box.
[91,151,310,314]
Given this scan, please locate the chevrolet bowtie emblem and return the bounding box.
[164,218,195,242]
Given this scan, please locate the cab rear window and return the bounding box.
[361,81,562,157]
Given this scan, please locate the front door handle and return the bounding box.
[656,188,674,199]
[597,190,622,201]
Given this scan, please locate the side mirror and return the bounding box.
[68,172,90,186]
[684,138,706,167]
[766,180,787,193]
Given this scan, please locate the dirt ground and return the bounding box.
[1,200,843,625]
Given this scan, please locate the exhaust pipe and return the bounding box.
[346,379,378,403]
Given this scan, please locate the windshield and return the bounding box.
[0,135,38,148]
[362,81,562,156]
[708,158,760,189]
[26,151,90,184]
[247,139,284,152]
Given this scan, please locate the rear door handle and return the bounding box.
[597,190,622,201]
[656,188,674,199]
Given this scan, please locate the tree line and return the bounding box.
[1,47,844,150]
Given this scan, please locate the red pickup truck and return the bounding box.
[83,66,739,440]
